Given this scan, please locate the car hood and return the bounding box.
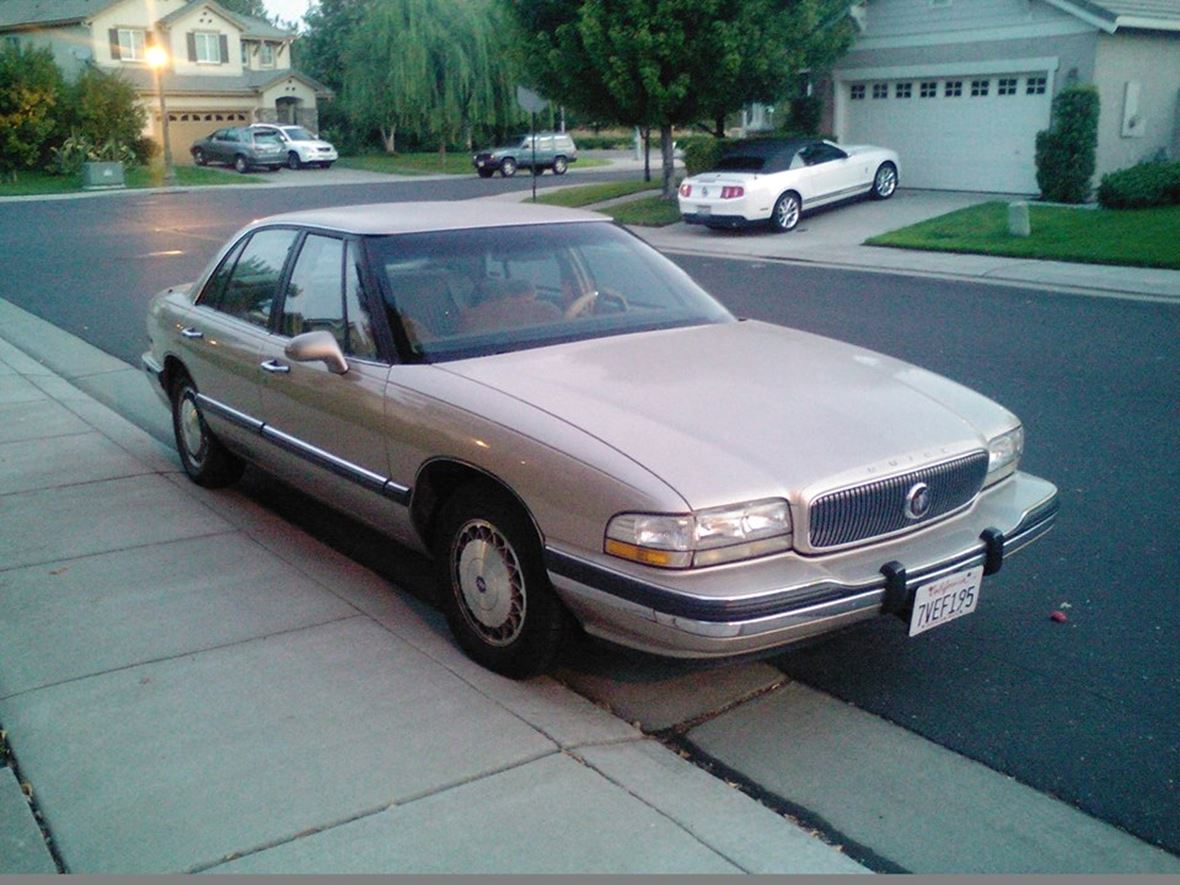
[441,320,1010,508]
[293,138,334,149]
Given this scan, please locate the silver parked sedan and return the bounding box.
[143,202,1058,678]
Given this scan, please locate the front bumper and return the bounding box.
[546,471,1058,658]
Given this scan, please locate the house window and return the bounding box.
[944,80,962,97]
[260,42,275,67]
[872,82,888,99]
[850,84,866,100]
[194,31,221,63]
[920,81,937,98]
[895,82,912,99]
[1027,75,1047,95]
[998,78,1018,96]
[241,41,249,64]
[117,28,146,61]
[970,79,989,97]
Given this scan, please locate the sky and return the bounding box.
[262,0,313,27]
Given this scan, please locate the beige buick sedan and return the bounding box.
[143,202,1058,678]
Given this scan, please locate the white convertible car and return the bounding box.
[678,138,900,232]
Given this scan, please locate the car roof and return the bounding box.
[247,201,607,236]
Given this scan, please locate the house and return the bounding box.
[0,0,331,163]
[822,0,1180,193]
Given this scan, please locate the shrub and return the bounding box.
[0,42,66,181]
[62,66,147,164]
[787,95,822,135]
[682,136,728,176]
[1035,85,1100,203]
[1097,161,1180,209]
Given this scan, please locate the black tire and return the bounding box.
[170,373,244,488]
[233,154,249,174]
[552,156,568,175]
[871,161,898,200]
[268,165,282,172]
[499,158,517,177]
[769,191,801,232]
[287,151,302,170]
[477,168,494,179]
[434,485,567,678]
[193,148,207,166]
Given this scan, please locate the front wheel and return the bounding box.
[769,192,801,232]
[287,152,302,170]
[552,156,568,175]
[434,485,567,678]
[170,374,244,488]
[871,162,898,200]
[499,158,517,177]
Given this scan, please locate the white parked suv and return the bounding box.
[249,124,338,170]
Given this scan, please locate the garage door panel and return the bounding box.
[165,112,252,165]
[844,74,1051,193]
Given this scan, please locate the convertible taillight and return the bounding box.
[678,183,692,197]
[720,186,744,199]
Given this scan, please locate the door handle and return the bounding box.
[180,327,204,339]
[260,359,291,374]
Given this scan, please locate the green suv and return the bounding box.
[473,132,578,177]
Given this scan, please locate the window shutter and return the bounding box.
[109,29,121,60]
[186,32,196,62]
[219,34,228,64]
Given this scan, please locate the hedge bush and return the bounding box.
[681,136,728,176]
[1097,160,1180,209]
[1035,85,1100,203]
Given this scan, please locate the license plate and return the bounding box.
[697,205,711,216]
[908,566,983,636]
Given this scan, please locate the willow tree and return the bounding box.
[340,0,518,153]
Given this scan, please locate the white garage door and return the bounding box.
[842,72,1052,193]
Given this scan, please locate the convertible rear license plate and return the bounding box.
[909,566,983,636]
[697,205,711,216]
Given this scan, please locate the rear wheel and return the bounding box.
[500,158,517,177]
[193,148,207,166]
[434,485,567,678]
[170,373,244,488]
[477,168,494,179]
[871,161,898,199]
[769,192,801,232]
[233,154,249,174]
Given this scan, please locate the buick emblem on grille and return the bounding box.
[904,482,932,520]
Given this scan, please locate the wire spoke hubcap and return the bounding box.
[453,520,526,645]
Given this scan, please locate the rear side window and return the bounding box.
[207,228,298,328]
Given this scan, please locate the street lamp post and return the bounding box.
[146,45,176,185]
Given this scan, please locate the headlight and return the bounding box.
[986,426,1024,486]
[605,498,792,569]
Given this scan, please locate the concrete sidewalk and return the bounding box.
[0,299,866,874]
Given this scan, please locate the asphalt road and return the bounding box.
[1,180,1177,856]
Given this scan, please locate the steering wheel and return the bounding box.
[563,287,628,319]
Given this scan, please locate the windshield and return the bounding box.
[368,222,734,362]
[283,127,315,141]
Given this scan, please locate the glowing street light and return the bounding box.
[146,44,176,185]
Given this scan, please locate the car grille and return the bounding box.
[808,451,989,549]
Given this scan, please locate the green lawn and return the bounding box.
[868,201,1180,270]
[534,179,660,208]
[337,152,610,176]
[603,194,682,226]
[0,163,264,197]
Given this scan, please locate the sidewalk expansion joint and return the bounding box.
[0,527,239,577]
[0,728,67,873]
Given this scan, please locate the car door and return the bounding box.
[798,142,857,202]
[180,227,300,456]
[256,232,402,529]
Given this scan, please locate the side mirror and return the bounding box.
[285,330,349,375]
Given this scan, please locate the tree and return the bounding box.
[66,66,148,158]
[0,42,66,182]
[502,0,856,196]
[339,0,519,153]
[216,0,273,22]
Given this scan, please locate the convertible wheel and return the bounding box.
[233,154,249,174]
[500,158,517,177]
[435,485,567,678]
[769,192,801,233]
[287,151,302,170]
[871,162,898,200]
[170,374,244,488]
[192,148,207,166]
[552,156,568,175]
